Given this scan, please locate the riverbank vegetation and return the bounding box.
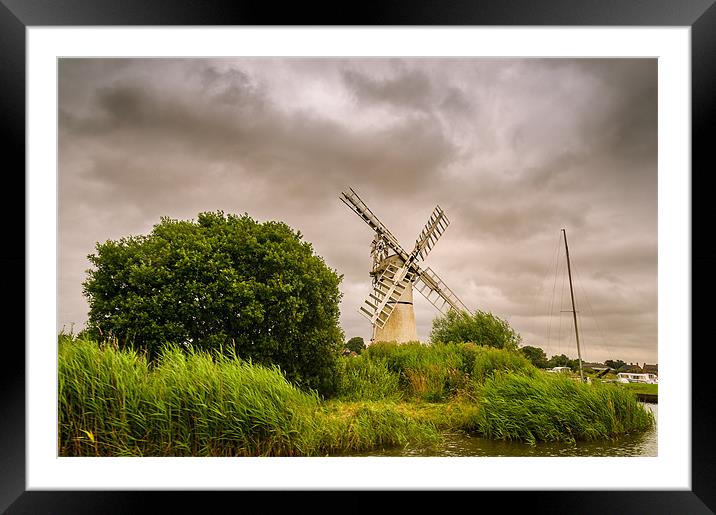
[58,335,654,456]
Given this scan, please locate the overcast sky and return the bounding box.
[58,58,657,365]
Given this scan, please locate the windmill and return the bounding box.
[340,187,469,344]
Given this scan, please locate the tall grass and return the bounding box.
[58,336,438,456]
[365,341,466,400]
[334,356,402,401]
[59,336,321,456]
[364,341,537,401]
[472,372,655,445]
[59,336,655,455]
[470,347,537,384]
[311,401,441,453]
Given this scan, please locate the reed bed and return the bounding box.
[334,356,402,401]
[311,401,442,454]
[470,346,537,384]
[471,372,655,444]
[59,337,438,456]
[364,341,537,400]
[59,336,654,455]
[59,337,321,456]
[365,341,469,400]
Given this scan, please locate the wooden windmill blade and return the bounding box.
[340,188,410,260]
[411,205,450,261]
[413,266,469,315]
[358,262,416,328]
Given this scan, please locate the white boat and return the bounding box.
[617,372,658,384]
[547,366,572,373]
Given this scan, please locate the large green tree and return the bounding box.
[82,211,344,396]
[429,309,521,351]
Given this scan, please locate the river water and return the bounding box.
[350,403,657,457]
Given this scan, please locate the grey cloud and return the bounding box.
[62,72,456,210]
[57,58,658,364]
[342,68,434,111]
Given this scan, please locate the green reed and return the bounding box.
[59,337,321,456]
[59,336,438,456]
[334,355,403,401]
[59,336,654,455]
[471,371,655,445]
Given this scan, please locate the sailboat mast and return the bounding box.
[562,228,584,382]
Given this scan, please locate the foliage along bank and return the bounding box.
[59,335,654,457]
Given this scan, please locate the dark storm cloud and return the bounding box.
[58,58,658,364]
[61,65,456,207]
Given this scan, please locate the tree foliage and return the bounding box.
[547,354,579,371]
[605,359,627,372]
[345,336,366,354]
[82,211,344,396]
[519,345,548,368]
[429,309,521,351]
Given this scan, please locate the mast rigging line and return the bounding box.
[544,231,564,354]
[571,255,613,366]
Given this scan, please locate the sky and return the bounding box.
[58,57,658,365]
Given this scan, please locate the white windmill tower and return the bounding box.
[340,187,469,344]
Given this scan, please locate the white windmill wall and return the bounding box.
[373,284,418,343]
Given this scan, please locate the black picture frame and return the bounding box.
[3,1,714,512]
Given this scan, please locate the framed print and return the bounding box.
[4,0,715,512]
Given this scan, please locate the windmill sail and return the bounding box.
[411,206,449,261]
[340,188,410,260]
[414,266,469,314]
[359,261,416,328]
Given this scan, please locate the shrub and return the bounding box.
[345,336,366,354]
[430,310,521,350]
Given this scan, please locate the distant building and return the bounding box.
[642,363,658,375]
[582,362,605,369]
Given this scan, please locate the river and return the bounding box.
[349,402,657,457]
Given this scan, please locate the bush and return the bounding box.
[429,310,521,350]
[82,211,344,396]
[345,336,366,354]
